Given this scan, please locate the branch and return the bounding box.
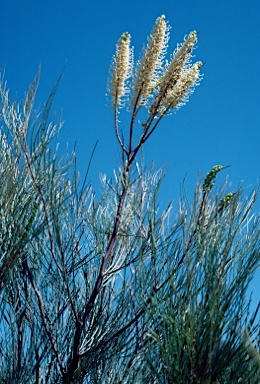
[63,185,128,383]
[60,245,80,324]
[129,87,142,154]
[114,95,128,154]
[63,80,177,381]
[22,258,65,376]
[81,190,210,355]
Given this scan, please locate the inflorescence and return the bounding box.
[109,15,203,116]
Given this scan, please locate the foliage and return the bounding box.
[0,15,259,384]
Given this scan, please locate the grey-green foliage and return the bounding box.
[0,73,259,384]
[136,188,260,383]
[0,15,259,384]
[0,70,177,383]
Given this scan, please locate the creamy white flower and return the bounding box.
[132,15,169,106]
[160,31,197,92]
[161,61,202,112]
[150,32,200,115]
[110,32,132,106]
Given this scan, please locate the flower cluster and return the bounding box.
[110,32,132,106]
[109,15,202,116]
[202,165,227,193]
[150,31,201,115]
[157,61,202,113]
[132,15,169,107]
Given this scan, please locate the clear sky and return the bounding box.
[1,1,260,306]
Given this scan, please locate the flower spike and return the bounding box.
[161,61,202,112]
[149,31,200,116]
[160,31,197,93]
[132,15,169,107]
[203,165,228,193]
[110,32,132,107]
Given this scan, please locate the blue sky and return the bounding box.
[1,1,260,306]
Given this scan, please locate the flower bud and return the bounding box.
[203,165,226,192]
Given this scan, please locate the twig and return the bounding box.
[129,87,142,154]
[21,135,62,273]
[23,258,65,376]
[60,245,80,323]
[63,185,128,382]
[82,190,209,355]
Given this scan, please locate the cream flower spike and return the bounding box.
[159,31,197,97]
[111,32,132,107]
[162,61,202,112]
[150,31,199,115]
[132,15,169,107]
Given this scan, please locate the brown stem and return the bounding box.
[129,87,143,154]
[60,245,80,324]
[63,86,175,381]
[63,185,128,383]
[114,106,128,154]
[129,108,165,165]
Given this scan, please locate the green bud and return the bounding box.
[219,192,234,207]
[121,32,130,42]
[202,165,228,192]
